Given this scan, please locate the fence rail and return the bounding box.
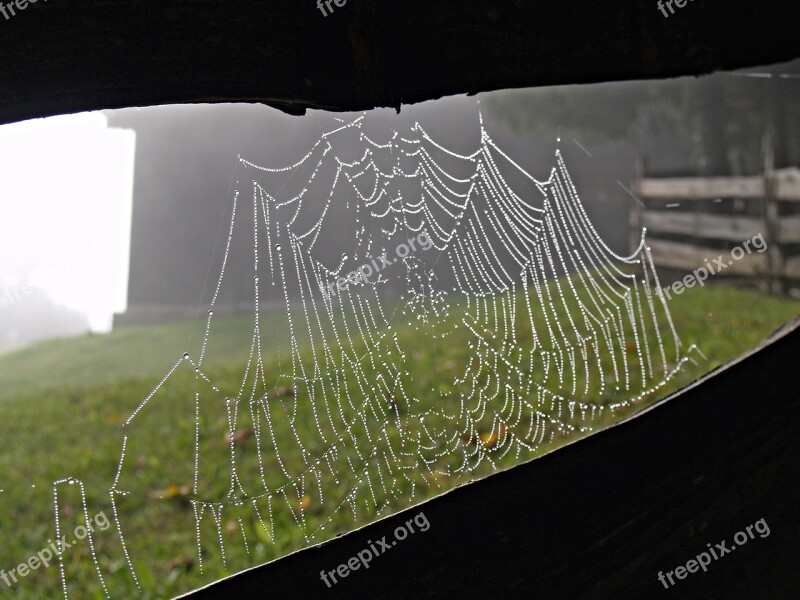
[631,167,800,295]
[635,169,800,201]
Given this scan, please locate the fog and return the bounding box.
[0,112,134,351]
[0,60,797,353]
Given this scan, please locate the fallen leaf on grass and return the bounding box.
[225,427,254,445]
[165,556,195,572]
[270,386,296,400]
[149,484,191,500]
[480,424,508,449]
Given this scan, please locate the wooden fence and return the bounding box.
[631,168,800,296]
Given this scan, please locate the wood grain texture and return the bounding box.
[0,1,799,126]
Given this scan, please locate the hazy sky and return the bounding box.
[0,112,136,331]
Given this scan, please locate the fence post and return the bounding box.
[762,131,784,294]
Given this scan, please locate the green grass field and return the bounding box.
[0,283,796,599]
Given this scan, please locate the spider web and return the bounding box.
[55,108,700,596]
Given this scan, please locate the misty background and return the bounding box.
[0,59,798,354]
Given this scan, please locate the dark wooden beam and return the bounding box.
[0,1,799,126]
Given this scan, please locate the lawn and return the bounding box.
[0,283,796,599]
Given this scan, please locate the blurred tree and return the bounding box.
[484,59,800,175]
[0,287,89,353]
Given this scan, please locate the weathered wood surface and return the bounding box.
[635,169,800,202]
[0,1,799,126]
[636,211,764,242]
[778,215,800,244]
[783,255,800,280]
[634,209,800,246]
[647,239,768,276]
[774,168,800,201]
[635,176,765,200]
[633,169,800,289]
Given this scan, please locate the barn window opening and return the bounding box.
[0,63,798,598]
